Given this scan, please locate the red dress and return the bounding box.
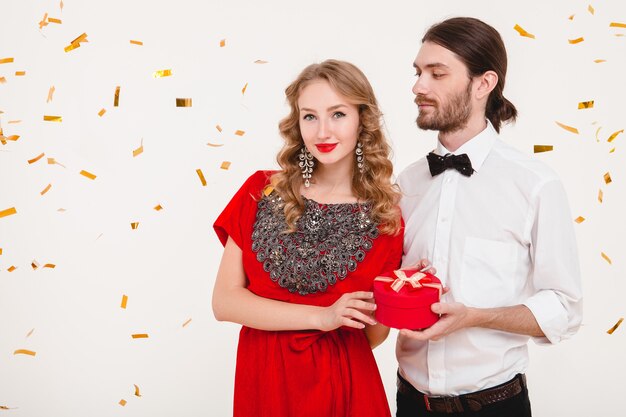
[214,171,403,417]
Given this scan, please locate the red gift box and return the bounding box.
[373,269,442,330]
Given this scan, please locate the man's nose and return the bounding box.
[412,77,428,96]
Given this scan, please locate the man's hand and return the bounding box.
[399,302,474,341]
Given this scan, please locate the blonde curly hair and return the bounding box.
[269,59,401,235]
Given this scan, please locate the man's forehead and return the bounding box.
[414,41,461,69]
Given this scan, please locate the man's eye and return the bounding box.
[433,73,445,79]
[333,112,346,119]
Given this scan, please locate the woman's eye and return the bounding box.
[303,114,315,121]
[333,112,346,119]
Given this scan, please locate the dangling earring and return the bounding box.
[299,146,314,188]
[356,141,365,174]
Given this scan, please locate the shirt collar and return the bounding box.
[435,120,497,173]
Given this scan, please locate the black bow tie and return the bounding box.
[426,152,474,177]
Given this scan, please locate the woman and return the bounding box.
[212,59,402,416]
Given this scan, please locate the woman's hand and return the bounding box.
[318,291,378,331]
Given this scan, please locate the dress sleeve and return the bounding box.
[213,171,270,249]
[380,220,405,273]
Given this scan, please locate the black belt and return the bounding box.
[397,373,526,413]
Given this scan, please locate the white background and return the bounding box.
[1,0,625,416]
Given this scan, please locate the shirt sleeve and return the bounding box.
[523,179,583,344]
[213,171,269,249]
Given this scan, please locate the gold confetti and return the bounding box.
[595,126,602,142]
[534,145,553,153]
[130,40,143,46]
[0,248,2,255]
[555,121,579,134]
[39,12,49,29]
[98,108,106,117]
[134,384,142,397]
[8,120,21,124]
[0,207,17,218]
[0,57,14,64]
[48,17,62,24]
[609,22,626,28]
[0,406,15,410]
[206,142,224,147]
[26,328,34,337]
[43,264,55,269]
[609,148,616,153]
[80,170,97,180]
[614,34,625,37]
[6,135,19,143]
[578,100,594,109]
[607,129,623,143]
[31,260,40,270]
[220,161,231,170]
[131,333,149,339]
[153,204,163,211]
[114,86,120,107]
[40,184,52,195]
[607,318,624,334]
[47,86,55,103]
[588,5,594,15]
[133,138,143,157]
[598,189,603,203]
[574,216,585,223]
[601,252,612,264]
[234,130,245,136]
[263,186,274,197]
[513,24,536,39]
[48,158,66,168]
[60,1,64,11]
[64,33,88,52]
[254,60,269,64]
[43,115,62,122]
[121,294,128,309]
[604,172,612,184]
[196,169,207,186]
[15,71,26,76]
[28,152,45,164]
[568,37,584,44]
[594,59,606,63]
[242,82,248,95]
[153,69,172,78]
[568,14,575,20]
[176,98,192,107]
[119,399,127,406]
[219,39,226,47]
[14,349,36,356]
[7,266,17,272]
[130,222,139,230]
[215,125,222,132]
[182,318,192,327]
[58,208,66,212]
[0,77,7,84]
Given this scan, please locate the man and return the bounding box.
[395,17,583,416]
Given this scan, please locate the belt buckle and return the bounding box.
[424,395,463,413]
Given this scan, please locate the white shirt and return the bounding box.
[396,122,583,395]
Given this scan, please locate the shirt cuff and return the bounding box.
[523,290,569,345]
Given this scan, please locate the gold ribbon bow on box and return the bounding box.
[375,270,442,297]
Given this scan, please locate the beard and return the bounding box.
[415,81,473,134]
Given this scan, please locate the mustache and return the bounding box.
[415,96,437,106]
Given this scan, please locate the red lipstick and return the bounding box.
[315,143,338,153]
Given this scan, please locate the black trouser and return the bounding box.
[396,373,532,417]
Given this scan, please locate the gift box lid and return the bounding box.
[373,269,441,309]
